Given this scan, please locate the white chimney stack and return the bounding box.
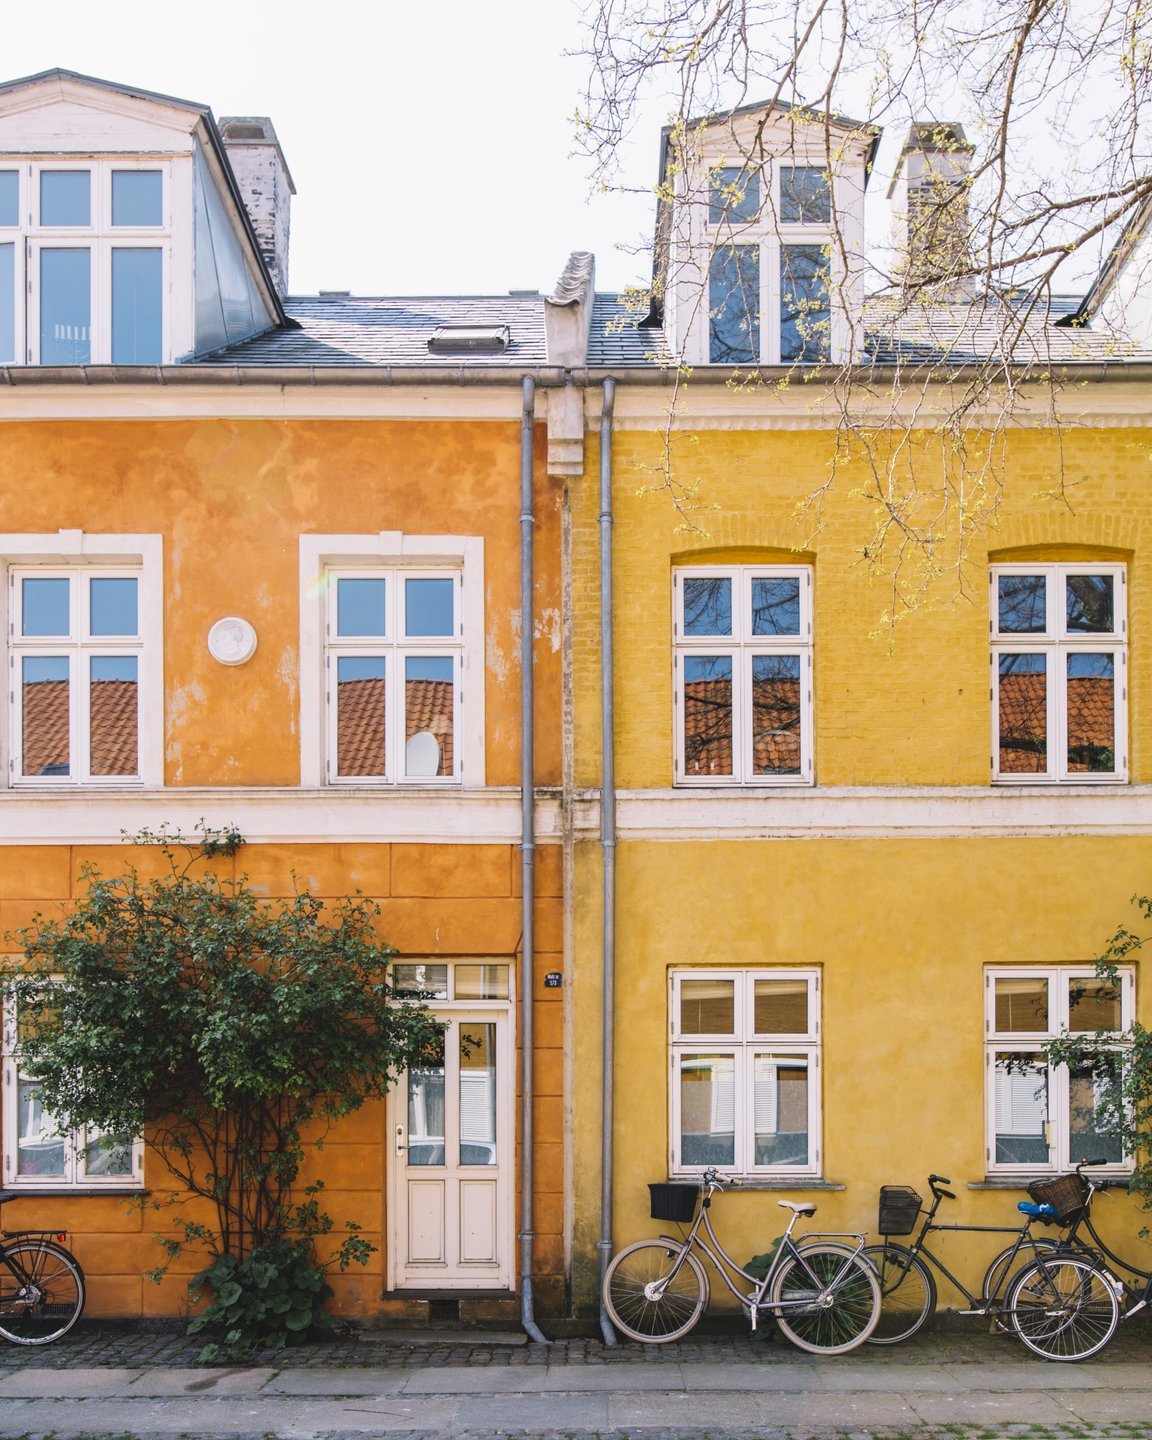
[219,117,295,299]
[888,122,974,288]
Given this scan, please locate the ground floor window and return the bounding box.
[669,969,821,1177]
[985,966,1134,1176]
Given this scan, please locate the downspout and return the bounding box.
[519,374,549,1346]
[597,378,618,1345]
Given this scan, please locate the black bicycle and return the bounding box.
[0,1194,86,1344]
[863,1171,1120,1360]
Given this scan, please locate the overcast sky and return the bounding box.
[4,0,663,298]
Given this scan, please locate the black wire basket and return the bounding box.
[878,1185,922,1235]
[648,1183,700,1223]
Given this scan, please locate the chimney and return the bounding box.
[887,122,974,289]
[219,117,295,298]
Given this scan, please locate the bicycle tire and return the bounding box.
[603,1239,708,1342]
[0,1238,86,1345]
[1006,1254,1120,1362]
[769,1243,880,1354]
[981,1236,1060,1331]
[861,1243,936,1345]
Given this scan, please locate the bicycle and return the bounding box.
[603,1169,880,1354]
[862,1171,1119,1360]
[0,1193,86,1345]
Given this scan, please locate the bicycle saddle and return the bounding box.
[777,1200,817,1216]
[1017,1201,1058,1220]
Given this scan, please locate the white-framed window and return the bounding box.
[991,564,1127,782]
[985,966,1134,1177]
[670,969,821,1177]
[1,993,143,1190]
[299,534,484,788]
[673,565,813,784]
[0,160,169,365]
[705,161,834,365]
[1,533,163,787]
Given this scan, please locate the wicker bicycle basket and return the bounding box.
[878,1185,923,1235]
[1026,1172,1089,1222]
[648,1183,700,1223]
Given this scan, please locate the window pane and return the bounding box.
[754,979,809,1034]
[0,242,13,364]
[780,166,831,223]
[1069,978,1122,1032]
[405,577,454,637]
[459,1023,497,1166]
[780,244,830,362]
[994,1055,1050,1165]
[679,1055,735,1166]
[0,170,17,226]
[752,654,801,776]
[337,577,386,637]
[709,166,759,223]
[336,655,385,777]
[994,976,1049,1033]
[679,979,734,1034]
[41,171,90,226]
[17,1080,66,1177]
[90,655,138,777]
[111,248,162,364]
[84,1130,134,1177]
[751,576,800,636]
[754,1055,809,1165]
[40,248,91,364]
[1066,653,1115,774]
[455,964,509,1000]
[392,963,449,999]
[998,653,1047,774]
[112,170,162,226]
[1067,1060,1124,1165]
[683,577,732,636]
[407,1031,445,1166]
[1066,575,1114,634]
[22,655,70,777]
[998,574,1046,633]
[22,577,70,636]
[406,656,454,777]
[90,576,138,636]
[683,655,733,777]
[709,245,760,364]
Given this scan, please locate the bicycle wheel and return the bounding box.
[1006,1254,1119,1362]
[0,1238,86,1345]
[982,1237,1060,1331]
[770,1244,880,1354]
[603,1239,708,1342]
[861,1243,936,1345]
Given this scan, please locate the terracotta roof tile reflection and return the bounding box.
[998,672,1116,772]
[21,678,137,777]
[684,677,801,776]
[336,676,454,778]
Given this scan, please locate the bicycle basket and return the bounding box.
[878,1185,922,1235]
[648,1183,699,1223]
[1026,1172,1089,1222]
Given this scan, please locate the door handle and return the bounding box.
[395,1124,406,1157]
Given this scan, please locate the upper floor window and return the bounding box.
[991,564,1126,782]
[674,566,813,785]
[1,534,162,788]
[670,969,822,1177]
[706,162,832,365]
[985,967,1133,1177]
[0,162,167,365]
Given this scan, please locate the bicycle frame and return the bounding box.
[1062,1175,1152,1317]
[654,1179,870,1330]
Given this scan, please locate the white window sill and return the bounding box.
[669,1177,843,1190]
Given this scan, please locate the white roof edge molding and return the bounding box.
[0,66,286,330]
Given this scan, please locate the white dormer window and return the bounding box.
[705,161,833,365]
[0,161,170,365]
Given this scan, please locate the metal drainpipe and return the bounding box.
[597,378,618,1345]
[519,374,549,1346]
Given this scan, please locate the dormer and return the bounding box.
[655,101,878,367]
[0,69,286,368]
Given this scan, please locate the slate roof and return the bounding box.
[190,295,547,367]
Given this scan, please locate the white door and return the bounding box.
[389,1009,513,1289]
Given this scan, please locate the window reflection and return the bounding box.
[1066,653,1115,773]
[994,1055,1050,1165]
[679,1055,735,1166]
[682,577,732,636]
[89,655,138,777]
[780,167,831,223]
[754,1055,808,1166]
[1066,575,1114,634]
[90,577,138,637]
[709,245,759,364]
[455,965,509,1000]
[22,656,70,776]
[1068,979,1121,1033]
[0,243,13,364]
[998,574,1046,633]
[680,979,735,1035]
[405,577,454,637]
[40,171,90,226]
[337,578,386,638]
[40,248,91,364]
[709,167,759,224]
[0,171,17,226]
[407,1031,446,1166]
[336,655,385,777]
[22,577,70,637]
[753,979,809,1034]
[994,976,1049,1033]
[16,1079,66,1177]
[752,654,801,775]
[111,171,162,227]
[998,653,1047,773]
[392,963,449,1000]
[459,1024,497,1166]
[1067,1061,1123,1165]
[751,576,800,636]
[405,656,453,777]
[780,244,829,362]
[111,248,162,364]
[683,655,733,776]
